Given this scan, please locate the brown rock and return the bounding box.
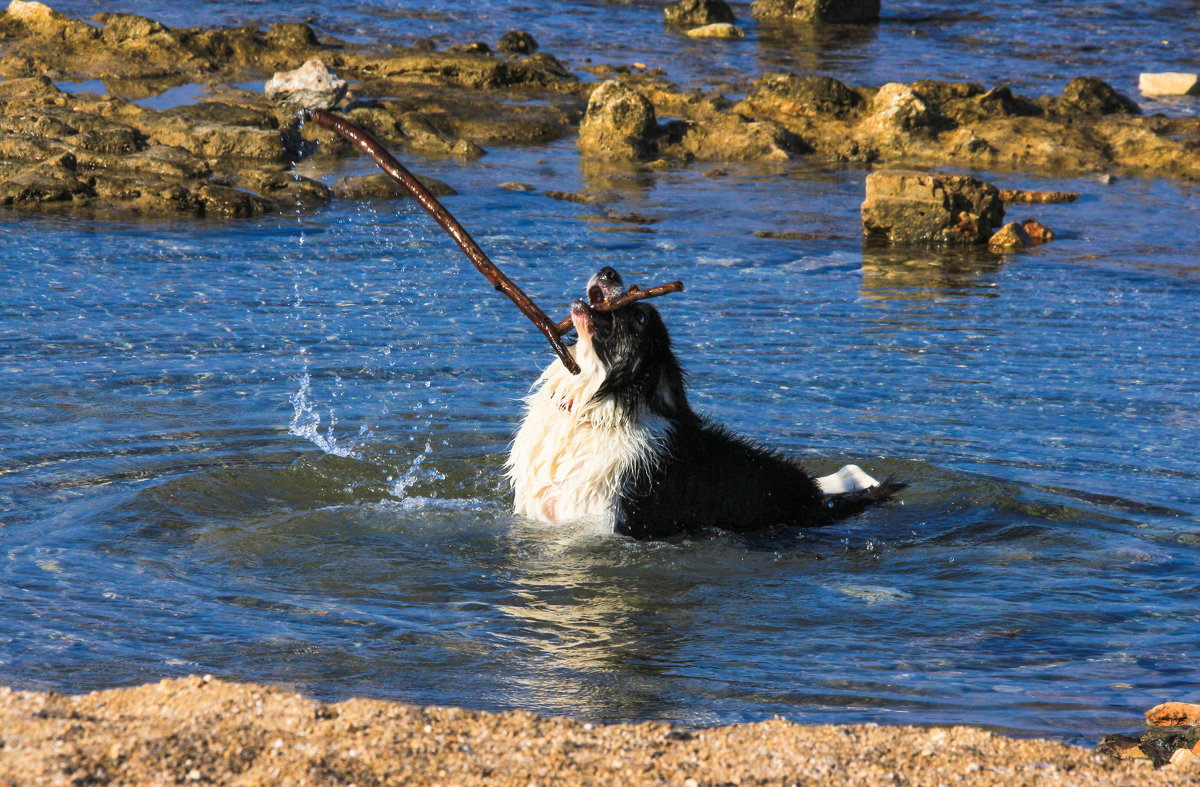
[989,221,1032,249]
[999,188,1079,204]
[1147,702,1200,727]
[1021,219,1054,243]
[752,0,881,24]
[745,73,864,118]
[1060,77,1141,116]
[862,171,1005,244]
[1096,734,1150,760]
[664,0,737,27]
[497,30,538,54]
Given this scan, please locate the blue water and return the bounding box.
[3,1,1200,746]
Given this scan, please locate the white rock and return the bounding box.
[264,59,348,110]
[685,23,745,39]
[6,1,54,22]
[1138,72,1200,96]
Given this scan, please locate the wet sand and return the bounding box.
[1,676,1193,785]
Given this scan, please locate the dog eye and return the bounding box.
[633,311,647,328]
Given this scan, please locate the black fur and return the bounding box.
[577,266,903,540]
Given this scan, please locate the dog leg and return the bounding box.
[817,464,880,495]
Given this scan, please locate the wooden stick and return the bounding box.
[306,108,580,372]
[554,281,684,335]
[303,109,683,372]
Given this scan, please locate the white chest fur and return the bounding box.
[507,346,669,528]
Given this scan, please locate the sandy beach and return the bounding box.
[1,676,1195,785]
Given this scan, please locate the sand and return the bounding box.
[1,676,1194,786]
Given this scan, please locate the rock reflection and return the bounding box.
[754,18,880,77]
[859,240,1004,302]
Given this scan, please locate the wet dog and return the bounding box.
[507,266,903,539]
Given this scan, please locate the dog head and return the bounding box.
[570,266,689,419]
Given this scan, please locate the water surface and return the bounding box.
[2,1,1200,747]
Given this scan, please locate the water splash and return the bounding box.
[288,371,362,459]
[388,441,446,498]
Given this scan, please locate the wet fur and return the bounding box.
[507,267,902,539]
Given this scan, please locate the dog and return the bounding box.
[507,266,903,539]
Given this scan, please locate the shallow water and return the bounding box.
[3,1,1200,747]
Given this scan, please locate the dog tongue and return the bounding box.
[587,284,604,306]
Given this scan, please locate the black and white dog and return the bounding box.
[507,266,902,539]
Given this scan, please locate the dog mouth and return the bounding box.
[572,298,614,335]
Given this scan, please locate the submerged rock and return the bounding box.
[331,172,456,200]
[264,58,348,110]
[752,0,881,24]
[664,0,736,28]
[862,171,1005,244]
[686,23,745,39]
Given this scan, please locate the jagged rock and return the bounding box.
[686,23,745,39]
[989,221,1031,249]
[862,171,1005,244]
[496,30,537,54]
[1139,72,1200,97]
[1059,77,1141,115]
[1021,219,1054,243]
[664,0,736,28]
[264,59,348,110]
[752,0,881,24]
[860,83,938,137]
[578,80,659,160]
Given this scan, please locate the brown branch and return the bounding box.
[304,108,582,373]
[554,282,685,336]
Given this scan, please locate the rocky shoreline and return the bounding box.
[1,1,1198,220]
[1,676,1197,786]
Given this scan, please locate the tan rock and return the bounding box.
[989,221,1032,249]
[1169,748,1200,767]
[1139,72,1200,97]
[686,23,745,39]
[578,80,659,159]
[1146,701,1200,726]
